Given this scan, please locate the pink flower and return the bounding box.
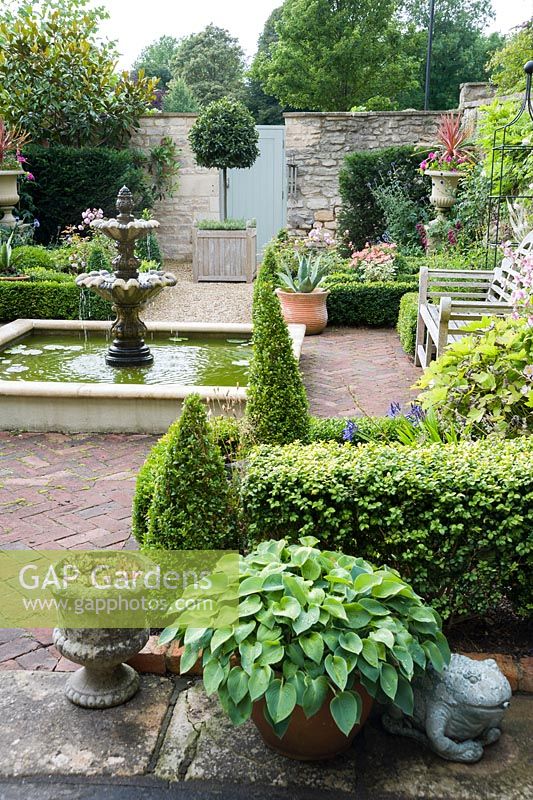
[25,172,35,181]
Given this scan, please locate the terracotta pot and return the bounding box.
[275,288,330,335]
[0,169,24,228]
[425,169,462,212]
[251,684,373,760]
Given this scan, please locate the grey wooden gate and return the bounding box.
[226,125,286,256]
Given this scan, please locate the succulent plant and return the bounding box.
[277,253,329,293]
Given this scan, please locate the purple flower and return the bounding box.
[387,401,402,418]
[25,172,35,181]
[405,403,426,424]
[342,420,358,442]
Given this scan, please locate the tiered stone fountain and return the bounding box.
[76,186,177,366]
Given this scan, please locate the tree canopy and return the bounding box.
[489,18,533,96]
[172,24,246,107]
[132,35,181,91]
[254,0,418,111]
[397,0,504,109]
[0,0,156,146]
[246,7,285,124]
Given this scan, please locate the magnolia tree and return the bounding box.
[188,97,259,219]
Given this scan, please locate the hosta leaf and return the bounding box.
[370,629,395,649]
[353,572,382,593]
[423,641,446,672]
[392,646,414,678]
[358,598,389,616]
[184,627,208,646]
[357,658,380,683]
[263,704,291,739]
[380,662,398,700]
[322,597,348,620]
[330,691,362,736]
[227,666,248,704]
[408,606,436,624]
[239,576,265,596]
[179,644,200,675]
[339,632,363,654]
[158,626,180,646]
[226,694,252,726]
[287,670,307,705]
[393,674,414,716]
[345,603,372,628]
[238,595,263,617]
[248,664,272,701]
[292,604,320,635]
[259,641,284,666]
[299,632,324,664]
[302,675,329,718]
[210,627,233,652]
[234,621,255,643]
[325,654,348,691]
[372,580,405,598]
[283,574,310,606]
[265,679,297,723]
[203,660,225,695]
[272,596,301,620]
[239,640,262,673]
[361,639,379,668]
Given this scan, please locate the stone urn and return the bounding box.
[0,169,24,228]
[425,169,462,216]
[53,627,149,709]
[275,288,330,335]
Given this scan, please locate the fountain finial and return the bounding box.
[116,186,135,225]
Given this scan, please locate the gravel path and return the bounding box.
[144,262,253,324]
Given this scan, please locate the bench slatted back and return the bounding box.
[487,230,533,303]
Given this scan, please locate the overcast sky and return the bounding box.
[98,0,532,70]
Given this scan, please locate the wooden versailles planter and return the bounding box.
[251,684,373,761]
[192,225,257,283]
[275,288,330,335]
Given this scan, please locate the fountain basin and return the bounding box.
[0,319,306,433]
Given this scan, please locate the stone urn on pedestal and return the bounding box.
[53,627,149,709]
[0,168,24,228]
[424,170,462,252]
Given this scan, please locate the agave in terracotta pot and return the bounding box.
[161,537,450,761]
[276,253,329,335]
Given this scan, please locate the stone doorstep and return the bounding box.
[124,639,533,694]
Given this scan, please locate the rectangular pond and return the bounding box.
[0,320,305,433]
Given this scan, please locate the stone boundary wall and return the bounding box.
[132,114,218,262]
[284,110,444,235]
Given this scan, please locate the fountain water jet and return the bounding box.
[76,186,177,366]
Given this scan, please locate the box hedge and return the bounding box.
[23,144,153,244]
[240,438,533,621]
[0,279,112,322]
[397,292,419,356]
[324,276,418,327]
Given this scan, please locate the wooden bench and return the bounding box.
[414,231,533,367]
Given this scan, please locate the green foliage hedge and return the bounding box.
[245,277,310,445]
[135,396,240,550]
[23,144,154,244]
[11,245,55,271]
[0,280,111,322]
[241,438,533,620]
[324,277,418,327]
[397,292,419,356]
[338,146,428,251]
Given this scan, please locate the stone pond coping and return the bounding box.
[127,637,533,694]
[0,319,306,433]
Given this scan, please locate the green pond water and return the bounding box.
[0,332,251,386]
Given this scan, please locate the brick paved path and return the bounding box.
[300,327,421,418]
[0,327,418,670]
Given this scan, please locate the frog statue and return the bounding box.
[382,654,512,763]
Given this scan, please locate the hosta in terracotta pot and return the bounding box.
[276,253,330,335]
[161,537,450,761]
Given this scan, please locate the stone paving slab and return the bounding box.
[0,671,173,778]
[156,681,533,800]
